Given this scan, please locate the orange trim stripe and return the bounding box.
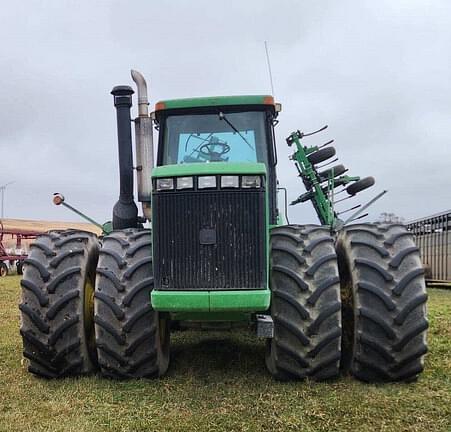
[155,101,166,111]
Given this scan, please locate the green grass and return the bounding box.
[1,276,450,432]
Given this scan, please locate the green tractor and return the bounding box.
[20,71,427,382]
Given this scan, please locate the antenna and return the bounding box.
[264,41,275,96]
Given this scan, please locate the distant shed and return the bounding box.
[407,210,451,282]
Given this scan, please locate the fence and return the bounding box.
[407,210,451,282]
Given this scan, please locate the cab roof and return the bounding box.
[154,95,275,111]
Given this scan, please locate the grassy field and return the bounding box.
[1,276,450,432]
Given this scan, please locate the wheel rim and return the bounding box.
[0,265,6,277]
[83,275,96,358]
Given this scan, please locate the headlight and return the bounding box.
[220,175,239,188]
[156,178,174,191]
[241,175,261,188]
[198,176,216,189]
[176,176,193,190]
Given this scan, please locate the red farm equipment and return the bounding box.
[0,220,39,277]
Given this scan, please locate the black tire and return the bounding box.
[346,176,375,196]
[19,230,99,378]
[318,164,346,182]
[17,260,24,275]
[94,229,170,379]
[307,146,336,165]
[0,262,8,277]
[318,165,346,182]
[266,225,342,380]
[336,223,428,382]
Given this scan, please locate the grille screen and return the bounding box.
[153,189,266,290]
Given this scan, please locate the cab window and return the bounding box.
[161,111,268,165]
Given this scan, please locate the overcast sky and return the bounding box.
[1,0,450,225]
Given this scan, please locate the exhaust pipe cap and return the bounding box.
[111,85,134,96]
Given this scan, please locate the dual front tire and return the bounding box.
[19,230,99,377]
[266,225,342,380]
[336,223,428,382]
[20,228,168,379]
[94,229,169,378]
[267,223,428,382]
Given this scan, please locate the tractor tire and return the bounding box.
[336,223,428,382]
[266,225,342,380]
[318,164,346,182]
[94,229,170,379]
[0,262,8,277]
[19,230,99,378]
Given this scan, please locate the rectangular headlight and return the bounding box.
[242,175,261,188]
[198,176,216,189]
[156,178,174,191]
[221,175,239,188]
[176,176,193,190]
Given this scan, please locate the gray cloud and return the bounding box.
[0,0,449,224]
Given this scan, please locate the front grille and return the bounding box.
[153,189,266,290]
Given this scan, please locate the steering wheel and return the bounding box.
[199,141,230,160]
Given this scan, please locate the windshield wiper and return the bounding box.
[218,112,255,151]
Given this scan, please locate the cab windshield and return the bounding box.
[160,111,269,165]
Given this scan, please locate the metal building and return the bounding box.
[407,210,451,283]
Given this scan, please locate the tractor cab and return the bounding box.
[153,95,280,224]
[153,96,278,166]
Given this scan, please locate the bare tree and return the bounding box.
[378,212,405,224]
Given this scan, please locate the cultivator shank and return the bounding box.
[286,127,375,228]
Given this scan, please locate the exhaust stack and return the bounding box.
[131,69,154,221]
[111,85,138,229]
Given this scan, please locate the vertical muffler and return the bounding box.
[111,85,138,229]
[131,70,153,221]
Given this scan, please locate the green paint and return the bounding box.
[287,132,334,225]
[102,221,113,235]
[210,290,270,311]
[171,311,251,322]
[151,162,267,178]
[151,289,270,313]
[156,95,274,111]
[151,291,209,312]
[264,186,270,289]
[287,131,360,227]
